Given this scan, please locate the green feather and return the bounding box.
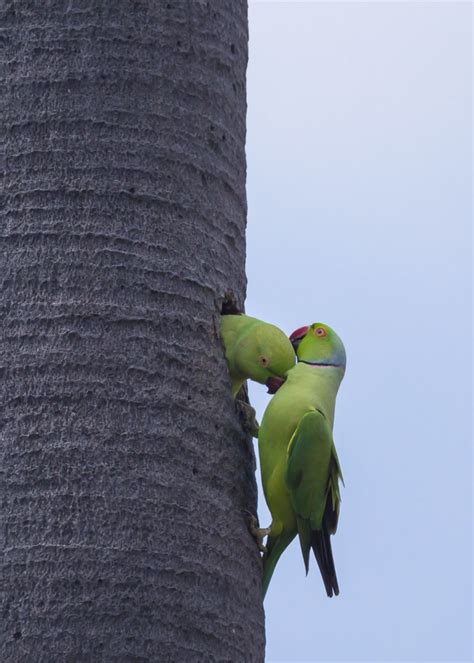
[286,409,333,530]
[262,530,296,598]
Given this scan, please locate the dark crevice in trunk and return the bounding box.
[221,291,243,315]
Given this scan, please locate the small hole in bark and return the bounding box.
[230,43,235,54]
[222,134,226,141]
[176,40,181,47]
[232,83,237,92]
[129,187,135,194]
[210,124,215,131]
[166,3,171,7]
[97,578,103,585]
[221,293,241,315]
[187,395,191,400]
[13,631,21,640]
[201,172,207,186]
[192,467,198,475]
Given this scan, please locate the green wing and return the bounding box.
[285,408,343,596]
[286,408,339,529]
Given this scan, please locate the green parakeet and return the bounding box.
[220,314,296,397]
[259,322,346,598]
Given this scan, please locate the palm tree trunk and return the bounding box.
[1,2,264,660]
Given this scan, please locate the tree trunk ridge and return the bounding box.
[1,2,264,661]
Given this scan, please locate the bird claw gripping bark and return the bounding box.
[247,514,271,553]
[236,399,260,438]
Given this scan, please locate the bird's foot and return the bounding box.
[236,400,259,438]
[246,513,271,553]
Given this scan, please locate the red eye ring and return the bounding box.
[314,327,326,337]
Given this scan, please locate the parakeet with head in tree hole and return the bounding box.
[220,314,296,397]
[221,313,297,548]
[258,322,346,598]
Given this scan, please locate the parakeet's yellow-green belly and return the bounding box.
[258,364,341,532]
[259,385,309,531]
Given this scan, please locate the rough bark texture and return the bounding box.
[0,2,265,661]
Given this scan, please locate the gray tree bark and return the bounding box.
[0,2,265,661]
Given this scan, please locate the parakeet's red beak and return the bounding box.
[266,376,285,394]
[289,325,309,351]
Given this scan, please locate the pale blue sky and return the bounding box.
[245,2,472,661]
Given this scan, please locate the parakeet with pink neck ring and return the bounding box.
[259,322,346,598]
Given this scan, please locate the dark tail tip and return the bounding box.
[311,524,339,598]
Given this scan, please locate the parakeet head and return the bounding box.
[290,323,346,372]
[235,324,296,392]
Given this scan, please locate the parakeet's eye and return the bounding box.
[314,327,326,337]
[260,356,269,367]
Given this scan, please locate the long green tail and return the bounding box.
[262,531,296,599]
